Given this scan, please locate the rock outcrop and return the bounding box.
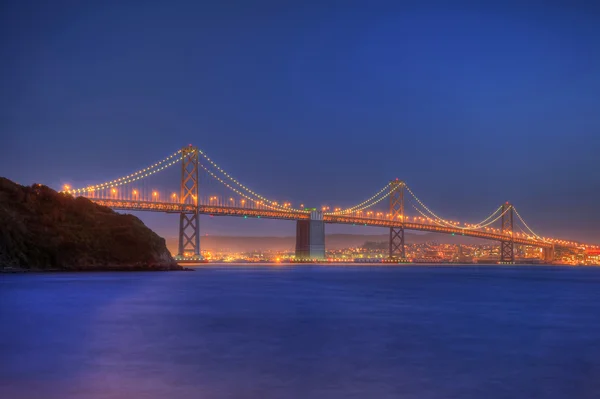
[0,177,180,270]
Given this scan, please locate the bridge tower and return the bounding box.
[177,145,202,260]
[500,202,514,263]
[389,179,406,259]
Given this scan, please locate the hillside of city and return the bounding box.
[166,233,599,265]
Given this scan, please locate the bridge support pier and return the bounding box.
[176,145,203,260]
[295,211,325,260]
[542,246,555,263]
[389,179,406,259]
[499,202,514,263]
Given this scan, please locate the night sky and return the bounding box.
[2,1,599,242]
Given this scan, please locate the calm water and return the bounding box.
[1,265,600,399]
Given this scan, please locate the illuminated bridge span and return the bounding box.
[63,145,598,263]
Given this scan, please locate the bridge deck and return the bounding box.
[90,198,555,248]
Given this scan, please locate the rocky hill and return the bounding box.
[0,177,180,270]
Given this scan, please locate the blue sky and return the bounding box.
[1,1,599,242]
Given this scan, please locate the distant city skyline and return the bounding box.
[2,1,599,243]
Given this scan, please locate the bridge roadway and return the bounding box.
[91,198,554,249]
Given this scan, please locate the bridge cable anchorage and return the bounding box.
[327,182,393,215]
[63,150,182,195]
[405,184,506,230]
[196,149,306,213]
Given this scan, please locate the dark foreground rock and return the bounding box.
[0,177,181,270]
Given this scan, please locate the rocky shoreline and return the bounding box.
[1,266,193,273]
[0,177,183,271]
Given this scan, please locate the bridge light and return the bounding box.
[153,191,158,197]
[63,184,71,191]
[111,188,117,194]
[133,190,138,195]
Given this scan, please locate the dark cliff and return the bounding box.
[0,177,180,270]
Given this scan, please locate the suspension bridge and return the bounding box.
[62,145,598,263]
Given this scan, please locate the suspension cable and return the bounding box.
[513,206,546,241]
[65,150,182,194]
[199,163,303,213]
[197,149,304,212]
[405,184,505,229]
[409,201,510,230]
[328,183,393,215]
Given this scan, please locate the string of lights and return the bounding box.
[410,204,456,228]
[333,190,394,215]
[513,206,546,241]
[405,184,506,230]
[408,201,510,231]
[471,205,503,227]
[66,156,181,195]
[473,205,512,230]
[198,163,304,213]
[64,150,182,194]
[327,183,392,215]
[197,150,304,212]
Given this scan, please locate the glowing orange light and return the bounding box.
[63,184,71,191]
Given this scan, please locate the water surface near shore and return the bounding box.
[1,265,599,399]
